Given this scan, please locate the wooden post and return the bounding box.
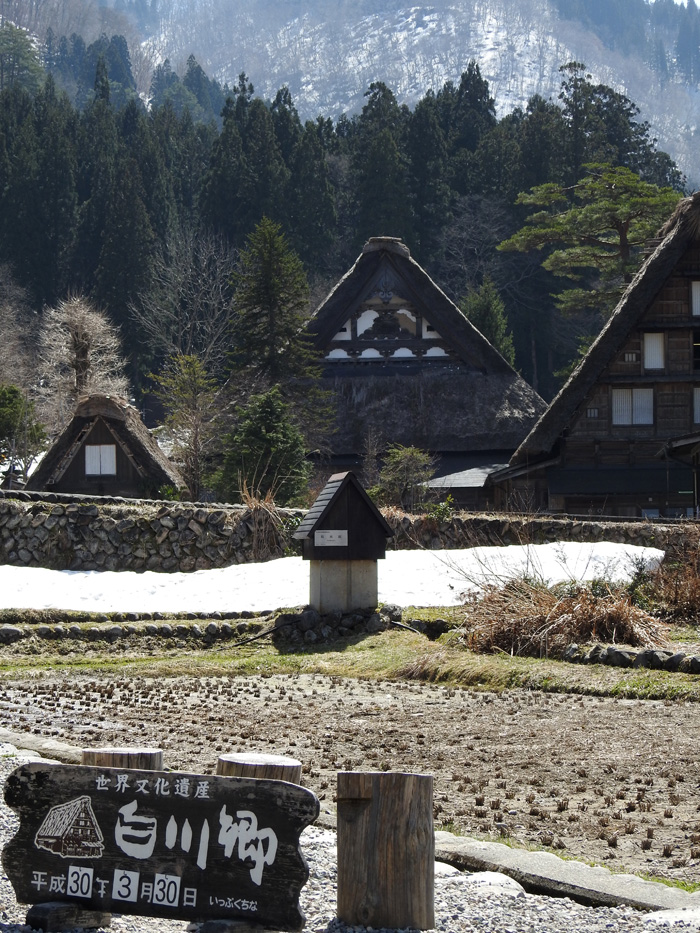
[336,771,434,931]
[216,753,302,784]
[81,747,163,769]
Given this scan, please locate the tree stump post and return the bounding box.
[81,747,164,770]
[216,753,302,784]
[336,771,434,931]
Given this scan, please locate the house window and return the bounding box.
[694,387,700,424]
[692,281,700,316]
[643,332,664,370]
[85,444,116,475]
[586,407,599,418]
[611,388,654,425]
[624,352,638,363]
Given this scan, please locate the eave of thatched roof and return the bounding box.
[28,395,184,492]
[510,192,700,467]
[326,365,546,453]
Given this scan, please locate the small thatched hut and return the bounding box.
[28,395,184,499]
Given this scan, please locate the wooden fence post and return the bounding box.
[216,753,302,784]
[336,771,434,931]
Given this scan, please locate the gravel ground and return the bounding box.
[0,747,670,933]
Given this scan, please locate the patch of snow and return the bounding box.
[0,541,663,612]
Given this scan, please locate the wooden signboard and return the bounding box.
[3,763,319,931]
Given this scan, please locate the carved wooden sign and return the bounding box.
[3,763,319,931]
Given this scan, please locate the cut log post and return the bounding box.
[337,771,434,931]
[216,753,302,784]
[81,747,163,770]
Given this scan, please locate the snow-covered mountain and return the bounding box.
[144,0,699,181]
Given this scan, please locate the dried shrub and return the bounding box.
[459,578,668,658]
[237,486,288,561]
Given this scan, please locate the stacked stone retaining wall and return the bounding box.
[0,491,697,572]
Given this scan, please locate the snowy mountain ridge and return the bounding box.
[145,0,699,181]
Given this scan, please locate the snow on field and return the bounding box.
[0,542,664,613]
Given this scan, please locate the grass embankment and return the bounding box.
[2,624,700,703]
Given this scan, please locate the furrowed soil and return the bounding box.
[2,633,700,887]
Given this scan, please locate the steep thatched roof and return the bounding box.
[28,395,184,492]
[510,192,700,467]
[307,238,546,453]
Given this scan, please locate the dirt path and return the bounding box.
[2,670,700,884]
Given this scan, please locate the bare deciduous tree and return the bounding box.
[130,228,237,380]
[36,295,130,431]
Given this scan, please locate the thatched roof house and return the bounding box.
[306,237,546,506]
[492,193,700,517]
[28,395,184,499]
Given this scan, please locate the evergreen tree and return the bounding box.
[372,444,435,512]
[498,163,681,318]
[74,82,119,290]
[0,383,44,484]
[353,82,413,247]
[286,121,337,268]
[460,276,515,366]
[0,23,43,94]
[199,97,245,242]
[230,217,314,385]
[94,149,155,332]
[407,93,450,263]
[271,85,302,167]
[356,127,413,243]
[451,61,497,153]
[217,385,311,505]
[238,97,289,233]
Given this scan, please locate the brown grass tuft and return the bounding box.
[459,580,668,658]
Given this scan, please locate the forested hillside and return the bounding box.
[0,20,683,406]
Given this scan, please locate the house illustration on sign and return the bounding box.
[34,796,104,859]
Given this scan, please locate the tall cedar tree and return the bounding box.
[230,217,315,386]
[460,276,515,366]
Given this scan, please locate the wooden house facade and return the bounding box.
[28,395,184,499]
[492,193,700,518]
[306,237,546,507]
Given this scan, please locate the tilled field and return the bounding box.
[2,668,700,884]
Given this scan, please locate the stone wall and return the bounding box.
[0,493,300,572]
[0,491,697,573]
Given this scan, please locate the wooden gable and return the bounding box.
[294,471,393,561]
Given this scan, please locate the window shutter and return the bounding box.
[633,388,654,424]
[692,281,700,316]
[611,389,632,424]
[100,444,117,475]
[694,387,700,424]
[643,333,664,370]
[85,445,101,475]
